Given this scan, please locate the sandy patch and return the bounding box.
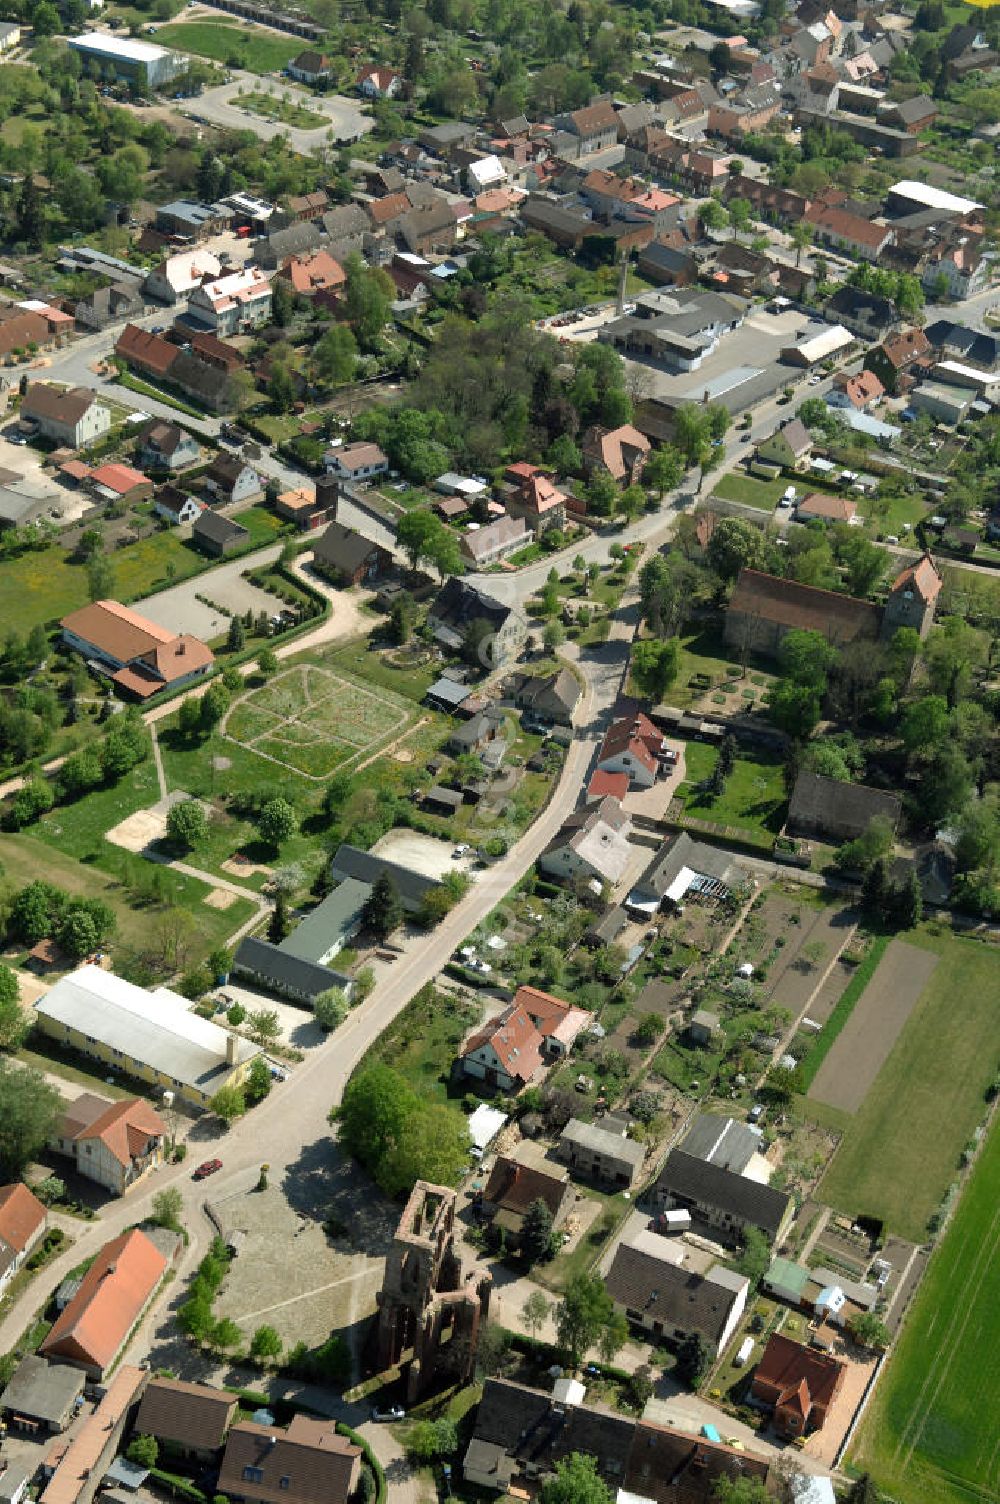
[221,856,273,878]
[808,940,938,1114]
[371,827,470,880]
[204,889,237,910]
[394,748,414,763]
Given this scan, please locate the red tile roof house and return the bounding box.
[60,600,215,701]
[217,1415,361,1504]
[357,62,403,99]
[596,712,669,789]
[513,985,590,1059]
[460,1002,546,1092]
[499,462,567,536]
[277,250,346,298]
[480,1155,575,1248]
[87,462,153,504]
[0,1183,47,1297]
[40,1229,168,1379]
[750,1333,845,1438]
[803,203,895,263]
[50,1094,166,1197]
[40,1366,147,1504]
[587,769,630,802]
[794,492,858,525]
[827,368,885,411]
[581,423,651,485]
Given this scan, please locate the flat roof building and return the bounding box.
[35,964,259,1106]
[68,32,185,89]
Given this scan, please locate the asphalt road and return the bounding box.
[178,73,371,148]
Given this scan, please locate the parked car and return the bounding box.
[194,1158,223,1180]
[371,1406,405,1422]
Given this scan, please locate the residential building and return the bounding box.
[60,599,214,700]
[757,418,818,469]
[557,1117,645,1189]
[514,986,590,1058]
[74,281,144,332]
[787,771,902,843]
[0,306,58,359]
[459,515,528,568]
[398,200,460,255]
[588,769,629,802]
[923,239,990,299]
[653,1149,793,1245]
[287,50,331,83]
[68,32,184,89]
[192,510,250,557]
[509,666,580,726]
[38,1367,147,1504]
[681,1113,766,1176]
[325,441,389,483]
[0,22,20,49]
[581,423,650,485]
[287,190,329,223]
[559,98,619,155]
[49,1094,166,1196]
[34,964,260,1107]
[825,286,899,339]
[883,552,941,638]
[499,462,567,535]
[445,705,504,755]
[606,1233,749,1354]
[751,1334,845,1437]
[864,327,931,394]
[480,1156,574,1246]
[781,324,854,367]
[218,1416,361,1504]
[459,987,588,1092]
[20,384,110,449]
[909,380,972,425]
[629,832,748,914]
[0,1355,85,1435]
[203,453,263,506]
[795,492,858,525]
[312,520,393,585]
[40,1231,167,1377]
[539,796,634,888]
[88,462,153,504]
[357,63,402,98]
[137,420,200,472]
[188,267,272,336]
[114,323,181,385]
[427,578,527,667]
[144,249,223,304]
[329,843,442,913]
[274,486,332,532]
[723,569,882,659]
[924,320,1000,371]
[133,1379,238,1461]
[277,250,345,298]
[596,712,669,789]
[0,1183,46,1296]
[827,369,884,411]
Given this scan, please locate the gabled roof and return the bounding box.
[40,1229,167,1372]
[280,250,345,295]
[890,551,941,603]
[90,462,149,496]
[62,598,175,660]
[0,1182,46,1254]
[835,369,884,407]
[728,569,881,642]
[583,423,650,480]
[135,1379,237,1452]
[753,1332,844,1415]
[115,325,179,378]
[568,99,619,136]
[218,1416,360,1504]
[605,1241,748,1344]
[483,1155,569,1220]
[681,1113,762,1174]
[788,771,901,839]
[624,1421,771,1502]
[796,492,857,523]
[193,510,249,548]
[763,416,812,456]
[655,1148,791,1237]
[878,327,930,368]
[329,843,440,909]
[313,520,388,572]
[463,1004,544,1084]
[21,383,100,426]
[57,1095,165,1168]
[598,712,662,776]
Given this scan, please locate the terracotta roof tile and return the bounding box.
[40,1229,167,1373]
[0,1183,46,1253]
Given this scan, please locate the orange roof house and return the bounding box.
[751,1333,845,1437]
[278,250,346,297]
[53,1095,166,1196]
[461,1004,544,1092]
[0,1183,47,1290]
[582,423,650,485]
[89,462,152,499]
[892,552,941,605]
[40,1228,168,1377]
[795,492,858,524]
[596,712,666,788]
[60,600,214,700]
[500,462,567,535]
[512,986,590,1053]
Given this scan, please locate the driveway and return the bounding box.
[180,75,371,147]
[131,544,286,638]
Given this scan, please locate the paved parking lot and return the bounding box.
[131,543,284,639]
[180,74,371,147]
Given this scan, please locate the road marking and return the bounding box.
[237,1267,378,1323]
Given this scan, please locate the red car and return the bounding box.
[193,1158,223,1180]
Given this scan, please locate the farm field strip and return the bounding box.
[853,1121,1000,1504]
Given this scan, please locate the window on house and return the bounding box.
[279,1480,290,1490]
[242,1468,264,1484]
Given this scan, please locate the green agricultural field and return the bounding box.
[155,21,301,71]
[852,1121,1000,1504]
[815,930,1000,1241]
[675,741,787,845]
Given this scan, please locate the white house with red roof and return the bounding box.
[51,1094,167,1197]
[188,266,272,336]
[357,63,403,98]
[596,712,670,789]
[0,1183,47,1295]
[459,987,589,1092]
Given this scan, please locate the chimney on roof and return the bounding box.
[226,1033,238,1067]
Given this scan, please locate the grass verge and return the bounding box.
[116,372,206,419]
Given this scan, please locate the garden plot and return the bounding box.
[225,665,412,779]
[809,940,938,1114]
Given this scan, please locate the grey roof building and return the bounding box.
[653,1148,793,1244]
[232,937,352,1006]
[630,832,749,909]
[280,878,371,966]
[510,666,581,725]
[681,1113,763,1175]
[605,1238,749,1353]
[0,1354,85,1432]
[191,510,250,557]
[329,843,440,911]
[787,772,902,844]
[557,1117,645,1189]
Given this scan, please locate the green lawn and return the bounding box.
[675,741,787,843]
[116,373,205,419]
[322,639,441,702]
[242,90,327,129]
[670,625,749,711]
[857,491,930,537]
[815,930,1000,1241]
[711,474,783,511]
[852,1119,1000,1504]
[155,21,302,71]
